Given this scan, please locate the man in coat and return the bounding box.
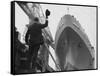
[25,9,50,72]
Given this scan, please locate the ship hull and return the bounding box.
[55,15,94,71]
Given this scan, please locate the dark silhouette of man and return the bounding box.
[25,9,50,72]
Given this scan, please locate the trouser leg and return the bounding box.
[28,45,40,71]
[32,45,40,69]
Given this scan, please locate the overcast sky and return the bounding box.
[15,3,97,70]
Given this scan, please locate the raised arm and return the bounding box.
[37,20,48,29]
[40,20,48,28]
